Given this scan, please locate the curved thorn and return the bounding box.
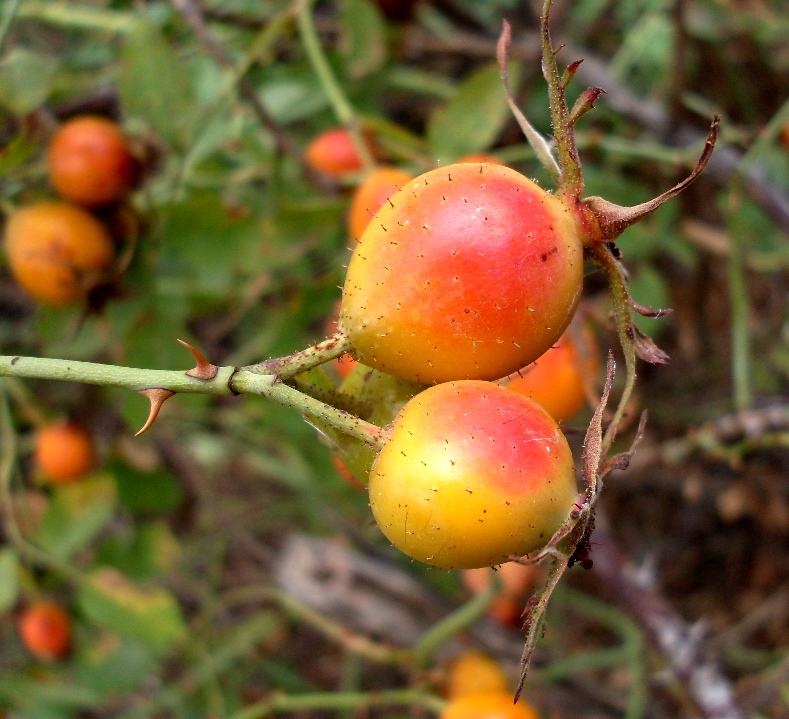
[135,388,176,436]
[177,338,219,380]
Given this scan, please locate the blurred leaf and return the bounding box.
[257,66,329,124]
[111,461,182,515]
[338,0,387,79]
[96,520,181,581]
[0,548,19,614]
[74,633,158,694]
[0,48,58,115]
[158,189,262,290]
[0,132,40,175]
[119,19,194,148]
[78,568,187,652]
[427,61,520,164]
[0,674,103,714]
[37,474,117,563]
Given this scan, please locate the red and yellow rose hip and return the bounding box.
[369,380,577,569]
[340,163,584,384]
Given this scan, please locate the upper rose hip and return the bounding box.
[340,163,584,384]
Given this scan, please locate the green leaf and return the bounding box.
[78,568,187,652]
[96,520,181,581]
[74,634,158,695]
[0,48,58,115]
[338,0,387,79]
[111,460,183,514]
[119,20,194,148]
[426,61,521,164]
[0,548,19,614]
[36,474,117,562]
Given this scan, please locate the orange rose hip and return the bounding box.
[48,116,137,207]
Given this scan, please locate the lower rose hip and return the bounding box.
[368,381,577,569]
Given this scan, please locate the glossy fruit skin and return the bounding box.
[35,422,95,484]
[446,650,509,699]
[4,202,114,306]
[340,163,584,384]
[348,166,413,241]
[462,562,539,626]
[502,323,599,425]
[18,601,72,660]
[441,691,539,719]
[369,381,577,569]
[48,116,137,207]
[305,128,367,178]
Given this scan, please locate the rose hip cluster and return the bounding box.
[330,160,589,570]
[4,116,140,308]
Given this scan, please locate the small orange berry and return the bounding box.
[305,128,373,178]
[446,650,509,700]
[35,422,95,484]
[502,323,598,424]
[4,202,115,307]
[441,691,539,719]
[18,601,72,660]
[48,116,138,207]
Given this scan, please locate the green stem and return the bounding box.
[0,384,83,583]
[586,243,637,453]
[541,0,583,198]
[724,97,789,411]
[230,688,445,719]
[297,0,376,172]
[413,568,501,669]
[15,0,135,33]
[204,584,413,667]
[0,352,387,449]
[244,331,354,379]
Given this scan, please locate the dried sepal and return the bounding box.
[135,388,176,436]
[177,338,219,380]
[497,20,561,185]
[630,298,673,318]
[630,324,670,364]
[585,116,720,240]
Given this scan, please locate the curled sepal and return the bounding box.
[630,324,670,364]
[177,338,219,380]
[629,298,673,318]
[569,86,606,125]
[599,410,647,477]
[497,20,561,185]
[585,116,720,240]
[135,388,176,436]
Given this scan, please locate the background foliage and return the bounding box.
[0,0,788,717]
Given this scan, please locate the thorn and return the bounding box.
[177,338,219,379]
[135,388,176,436]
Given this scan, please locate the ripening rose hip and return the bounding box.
[369,381,577,569]
[340,163,584,384]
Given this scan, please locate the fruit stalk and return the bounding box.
[297,0,376,172]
